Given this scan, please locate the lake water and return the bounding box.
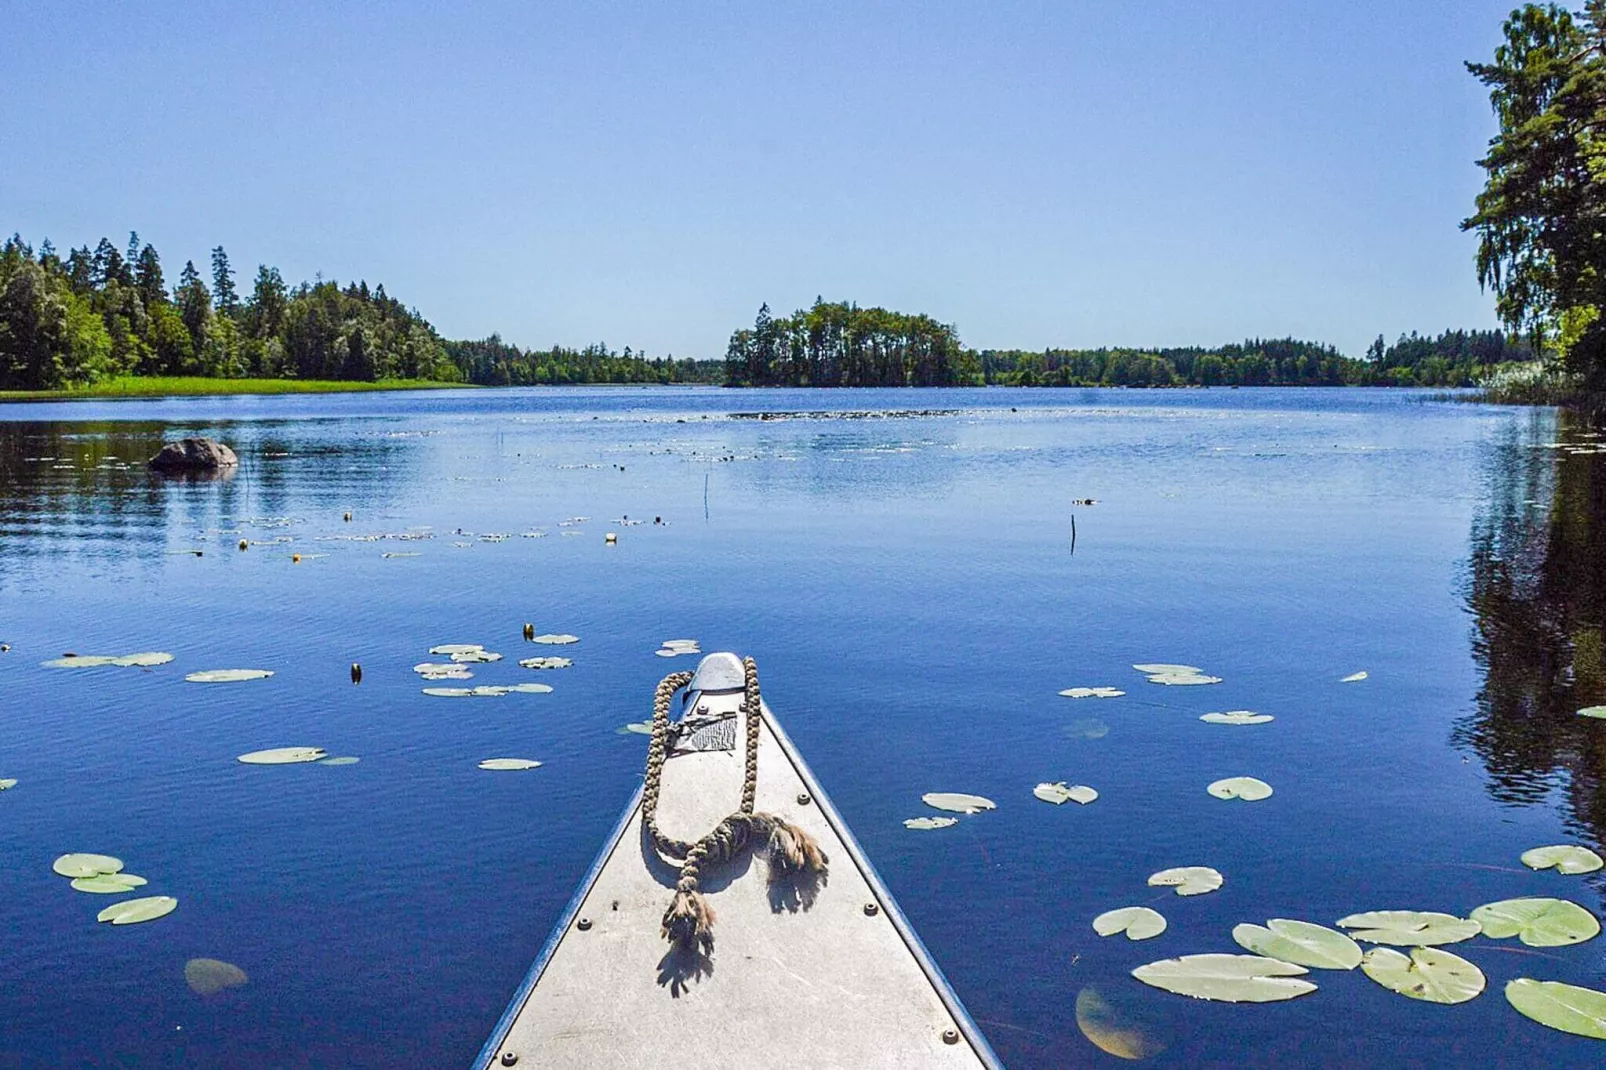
[1,386,1603,1068]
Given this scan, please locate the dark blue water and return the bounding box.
[1,387,1602,1068]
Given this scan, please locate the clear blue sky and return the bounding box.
[1,1,1523,358]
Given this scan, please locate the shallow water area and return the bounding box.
[1,385,1603,1068]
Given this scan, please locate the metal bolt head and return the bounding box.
[942,1028,960,1045]
[576,917,593,931]
[796,793,812,806]
[863,902,879,917]
[501,1052,519,1066]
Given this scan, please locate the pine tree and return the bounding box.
[135,245,166,310]
[176,260,212,358]
[211,246,238,316]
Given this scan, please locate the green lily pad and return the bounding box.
[903,816,959,830]
[1147,673,1223,686]
[619,721,654,735]
[0,778,15,790]
[42,652,174,669]
[237,747,327,765]
[1133,664,1201,675]
[1075,986,1169,1061]
[1059,687,1125,699]
[53,853,124,878]
[532,634,579,645]
[520,657,573,669]
[97,896,177,925]
[1470,898,1600,947]
[1579,706,1606,720]
[1208,776,1273,801]
[1148,866,1224,896]
[922,792,997,814]
[1200,711,1274,726]
[185,958,249,996]
[1506,978,1606,1039]
[186,669,273,683]
[479,758,542,770]
[1093,906,1167,941]
[1521,845,1605,874]
[506,682,554,694]
[1034,782,1097,805]
[1232,919,1362,969]
[318,756,360,766]
[450,650,503,663]
[1131,954,1315,1002]
[1341,671,1369,683]
[414,662,470,674]
[1360,947,1485,1004]
[71,873,149,894]
[1336,910,1481,945]
[429,644,485,655]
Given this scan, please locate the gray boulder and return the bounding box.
[148,438,239,472]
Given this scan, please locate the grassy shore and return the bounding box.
[0,377,474,402]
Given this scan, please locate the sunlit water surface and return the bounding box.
[1,386,1603,1068]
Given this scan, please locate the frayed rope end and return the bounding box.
[764,816,830,880]
[661,888,716,954]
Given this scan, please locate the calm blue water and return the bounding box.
[1,386,1602,1068]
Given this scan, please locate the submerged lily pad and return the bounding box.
[1133,664,1201,675]
[1132,954,1315,1003]
[922,792,997,814]
[97,896,177,925]
[318,756,360,766]
[1148,866,1224,896]
[478,758,542,770]
[1075,986,1169,1061]
[1521,845,1605,874]
[619,721,654,735]
[1066,718,1110,740]
[1336,910,1481,946]
[1506,978,1606,1039]
[1342,671,1369,683]
[1200,711,1274,726]
[1059,687,1125,699]
[237,747,327,765]
[1093,906,1167,941]
[1470,898,1600,947]
[53,853,124,878]
[71,873,149,894]
[520,657,573,669]
[1034,782,1098,805]
[185,958,249,996]
[1360,947,1485,1004]
[904,816,960,830]
[531,634,579,645]
[1579,706,1606,720]
[1208,776,1273,801]
[186,669,273,683]
[1232,919,1362,969]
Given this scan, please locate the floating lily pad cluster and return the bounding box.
[904,792,995,830]
[1134,663,1222,686]
[1034,782,1098,805]
[420,642,551,696]
[52,853,176,925]
[655,639,702,658]
[1059,686,1124,699]
[520,656,573,670]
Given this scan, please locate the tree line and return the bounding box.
[443,334,721,385]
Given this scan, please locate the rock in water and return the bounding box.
[148,438,239,472]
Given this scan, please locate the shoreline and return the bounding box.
[0,377,478,403]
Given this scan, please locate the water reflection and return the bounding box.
[1457,410,1606,830]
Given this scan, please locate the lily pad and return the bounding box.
[532,634,579,645]
[1579,706,1606,720]
[1131,954,1315,1003]
[1200,711,1274,726]
[450,650,503,663]
[506,682,554,694]
[71,873,149,894]
[1059,687,1125,699]
[53,853,124,878]
[619,721,654,735]
[1521,845,1605,874]
[520,657,573,669]
[1093,906,1167,941]
[97,896,177,925]
[1506,978,1606,1039]
[1470,898,1600,947]
[42,652,175,669]
[186,669,273,683]
[922,792,997,814]
[1075,986,1168,1061]
[479,758,542,770]
[1232,919,1362,969]
[237,747,327,765]
[1133,664,1201,675]
[1148,866,1224,896]
[1034,782,1098,805]
[1336,910,1481,946]
[0,778,15,790]
[422,687,476,697]
[414,662,469,674]
[185,958,249,996]
[1360,947,1485,1004]
[318,756,360,766]
[1147,673,1222,686]
[1342,671,1369,683]
[1208,776,1273,801]
[1066,718,1110,740]
[904,817,960,830]
[429,644,485,655]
